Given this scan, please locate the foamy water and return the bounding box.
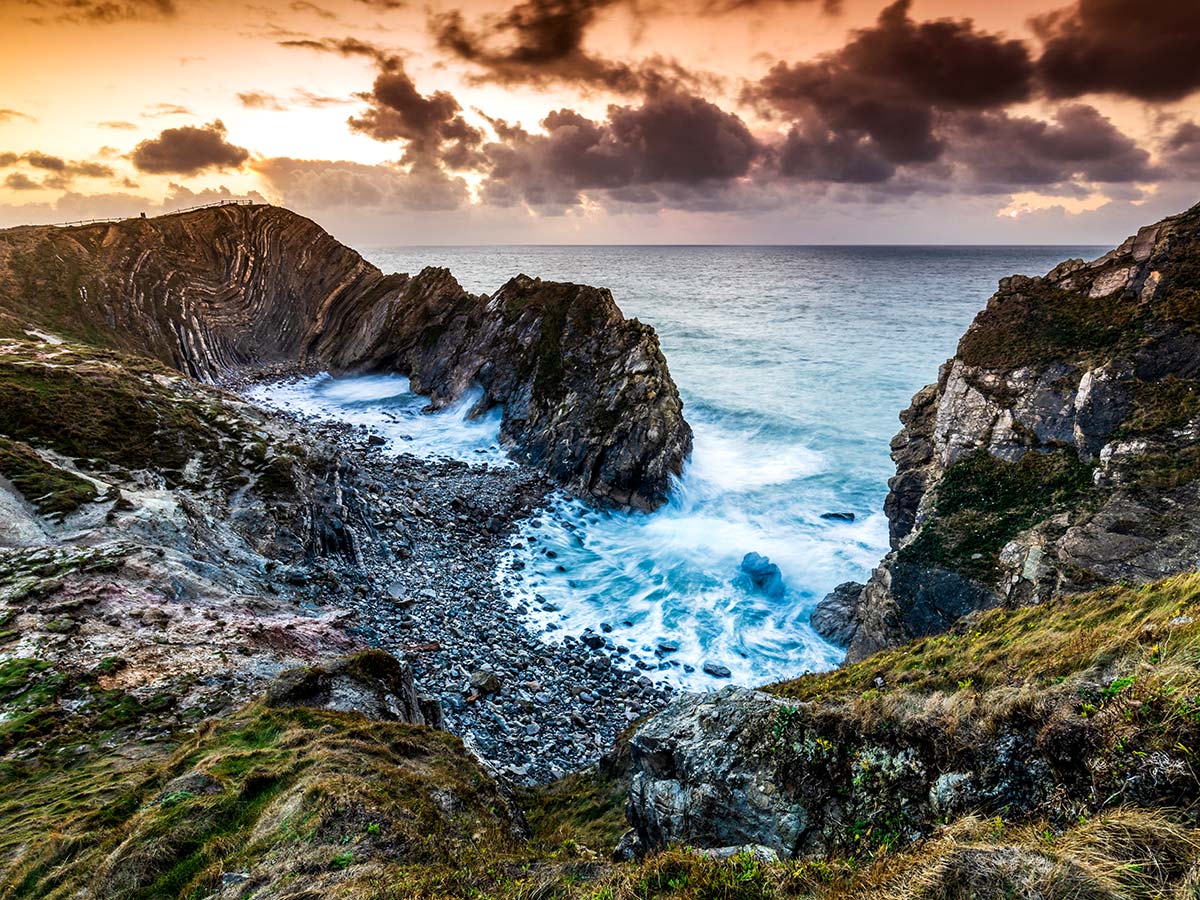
[245,372,511,466]
[246,244,1104,689]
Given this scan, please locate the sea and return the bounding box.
[246,244,1103,689]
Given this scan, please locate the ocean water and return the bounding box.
[250,245,1102,689]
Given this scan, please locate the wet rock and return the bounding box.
[736,552,784,599]
[701,661,732,678]
[819,512,855,522]
[810,581,864,649]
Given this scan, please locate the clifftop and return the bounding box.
[813,201,1200,660]
[0,204,691,509]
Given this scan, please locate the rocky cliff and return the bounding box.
[814,201,1200,660]
[0,205,690,509]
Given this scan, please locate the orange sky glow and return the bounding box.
[1,0,1197,244]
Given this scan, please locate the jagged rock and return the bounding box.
[265,649,439,727]
[0,205,691,509]
[841,202,1200,660]
[810,580,863,648]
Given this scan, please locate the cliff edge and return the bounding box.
[815,201,1200,659]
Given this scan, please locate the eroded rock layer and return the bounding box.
[0,204,691,509]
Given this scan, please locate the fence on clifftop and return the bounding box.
[48,198,255,229]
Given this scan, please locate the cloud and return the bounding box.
[945,104,1157,190]
[3,173,41,191]
[0,110,35,124]
[347,57,485,168]
[130,120,250,174]
[1033,0,1200,102]
[290,1,337,19]
[0,152,115,184]
[1161,121,1200,176]
[748,0,1034,169]
[142,103,193,118]
[293,88,354,108]
[430,0,832,92]
[477,91,762,212]
[251,157,468,211]
[18,0,176,24]
[98,120,139,130]
[238,90,287,111]
[278,35,387,60]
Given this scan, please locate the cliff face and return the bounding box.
[0,205,691,509]
[815,202,1200,660]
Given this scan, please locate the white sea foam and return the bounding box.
[244,373,511,466]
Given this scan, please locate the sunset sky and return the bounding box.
[1,0,1197,245]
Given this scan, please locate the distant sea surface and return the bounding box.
[251,245,1103,689]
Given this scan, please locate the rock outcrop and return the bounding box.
[627,575,1200,860]
[0,204,690,509]
[816,201,1200,660]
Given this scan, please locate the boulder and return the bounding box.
[736,552,784,599]
[265,649,440,727]
[810,581,864,648]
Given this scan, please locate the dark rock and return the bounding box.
[581,630,606,650]
[736,552,784,599]
[468,669,503,698]
[701,661,731,678]
[810,581,864,649]
[265,650,439,727]
[819,512,855,522]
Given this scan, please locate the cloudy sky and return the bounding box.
[0,0,1197,244]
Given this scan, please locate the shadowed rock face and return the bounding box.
[0,204,691,509]
[813,201,1200,660]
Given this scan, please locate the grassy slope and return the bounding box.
[0,575,1195,899]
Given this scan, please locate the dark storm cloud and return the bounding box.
[1033,0,1200,102]
[130,120,250,174]
[748,0,1034,168]
[18,0,175,24]
[431,0,635,92]
[946,104,1156,189]
[478,92,762,211]
[347,57,485,167]
[430,0,714,94]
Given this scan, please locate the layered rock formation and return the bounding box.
[0,204,690,509]
[814,201,1200,660]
